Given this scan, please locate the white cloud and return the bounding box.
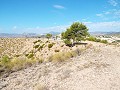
[53,5,65,9]
[96,14,104,17]
[11,21,120,34]
[85,21,120,32]
[96,9,120,20]
[108,0,118,6]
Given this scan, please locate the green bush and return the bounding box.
[33,40,42,44]
[54,50,60,52]
[33,45,40,49]
[86,36,96,41]
[100,40,108,44]
[27,53,34,59]
[38,44,45,51]
[0,55,10,64]
[48,43,54,48]
[95,39,101,42]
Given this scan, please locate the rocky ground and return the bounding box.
[0,41,120,90]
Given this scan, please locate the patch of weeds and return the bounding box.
[100,40,108,44]
[48,43,54,49]
[54,49,60,52]
[33,40,42,44]
[27,53,34,59]
[34,45,40,49]
[38,44,45,51]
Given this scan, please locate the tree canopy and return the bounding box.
[61,22,89,45]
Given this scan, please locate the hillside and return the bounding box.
[0,41,120,90]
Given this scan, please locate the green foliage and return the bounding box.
[27,53,34,59]
[86,36,108,44]
[38,44,45,51]
[54,49,60,52]
[62,22,89,44]
[100,40,108,44]
[48,49,82,62]
[33,45,40,49]
[86,36,96,41]
[33,40,42,44]
[46,33,52,40]
[0,55,10,64]
[48,43,54,48]
[64,39,72,45]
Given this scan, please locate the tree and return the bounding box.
[46,33,52,40]
[62,22,89,45]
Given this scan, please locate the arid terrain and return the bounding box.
[0,38,120,90]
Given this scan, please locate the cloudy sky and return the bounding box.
[0,0,120,33]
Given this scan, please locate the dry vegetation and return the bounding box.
[0,38,90,77]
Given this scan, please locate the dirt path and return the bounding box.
[0,42,120,90]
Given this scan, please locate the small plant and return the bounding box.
[61,44,64,47]
[0,55,10,64]
[86,36,96,41]
[38,44,45,51]
[48,43,54,48]
[33,40,42,44]
[100,40,108,44]
[45,41,49,43]
[27,53,34,59]
[95,39,101,42]
[33,41,38,44]
[34,45,40,49]
[54,49,60,52]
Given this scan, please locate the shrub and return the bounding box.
[49,51,77,62]
[100,40,108,44]
[27,53,34,59]
[34,45,40,49]
[86,36,96,41]
[48,43,54,48]
[95,39,101,42]
[64,39,72,46]
[38,44,45,51]
[54,50,60,52]
[0,55,10,64]
[61,44,64,47]
[33,40,42,44]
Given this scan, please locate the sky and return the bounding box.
[0,0,120,34]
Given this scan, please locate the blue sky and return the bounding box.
[0,0,120,33]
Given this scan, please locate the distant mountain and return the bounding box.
[89,32,120,36]
[49,31,60,35]
[0,33,38,38]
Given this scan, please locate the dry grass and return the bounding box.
[48,49,82,62]
[0,56,43,76]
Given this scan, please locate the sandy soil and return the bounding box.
[0,41,120,90]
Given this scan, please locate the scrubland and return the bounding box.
[0,37,120,90]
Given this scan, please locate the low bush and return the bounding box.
[87,36,108,44]
[100,40,108,44]
[49,50,79,62]
[33,40,42,44]
[0,56,43,77]
[86,36,96,41]
[33,45,40,49]
[38,44,45,51]
[27,53,34,59]
[54,49,60,52]
[48,43,54,48]
[0,55,10,65]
